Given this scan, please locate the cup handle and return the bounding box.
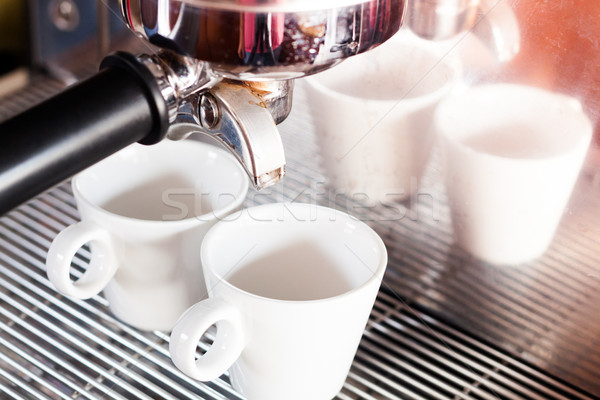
[46,221,118,299]
[169,298,245,381]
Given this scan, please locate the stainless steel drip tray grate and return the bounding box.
[358,291,595,400]
[0,204,595,400]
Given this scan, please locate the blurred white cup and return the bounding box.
[304,32,461,204]
[436,84,592,265]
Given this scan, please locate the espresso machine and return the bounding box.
[0,0,513,215]
[1,1,600,399]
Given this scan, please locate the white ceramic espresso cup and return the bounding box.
[46,140,249,331]
[169,202,387,400]
[436,84,592,265]
[303,32,461,204]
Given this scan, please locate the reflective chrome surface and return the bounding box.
[407,0,479,40]
[123,0,405,80]
[134,51,288,190]
[164,0,368,12]
[190,80,287,189]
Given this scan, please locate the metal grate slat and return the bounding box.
[0,378,30,400]
[0,320,127,400]
[0,346,76,400]
[354,346,460,400]
[0,331,96,400]
[0,264,229,400]
[0,369,50,400]
[0,295,157,400]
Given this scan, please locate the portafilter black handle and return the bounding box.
[0,52,170,215]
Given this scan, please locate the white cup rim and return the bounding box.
[201,202,388,305]
[435,83,593,163]
[72,141,250,226]
[303,38,462,106]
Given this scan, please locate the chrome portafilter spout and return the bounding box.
[135,51,289,189]
[167,79,292,189]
